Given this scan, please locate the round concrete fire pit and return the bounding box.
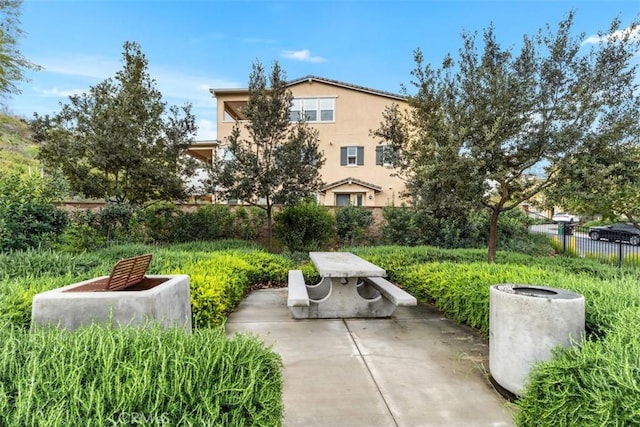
[489,284,584,395]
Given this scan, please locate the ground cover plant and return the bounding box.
[0,323,282,426]
[0,240,289,426]
[2,242,639,425]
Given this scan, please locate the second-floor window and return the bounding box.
[375,144,395,166]
[340,146,364,166]
[290,98,335,122]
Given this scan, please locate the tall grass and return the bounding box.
[517,308,640,426]
[0,324,283,426]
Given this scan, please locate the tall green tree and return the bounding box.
[544,82,640,225]
[0,0,40,100]
[210,61,325,249]
[34,41,197,206]
[374,13,640,263]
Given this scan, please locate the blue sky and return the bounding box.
[7,0,640,140]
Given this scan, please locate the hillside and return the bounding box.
[0,114,40,174]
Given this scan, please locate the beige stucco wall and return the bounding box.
[214,80,409,207]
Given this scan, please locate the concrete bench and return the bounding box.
[287,270,310,308]
[363,277,417,306]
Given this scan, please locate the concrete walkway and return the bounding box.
[226,288,516,427]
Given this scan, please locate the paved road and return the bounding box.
[530,224,640,258]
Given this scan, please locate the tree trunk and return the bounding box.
[266,205,273,252]
[487,207,500,264]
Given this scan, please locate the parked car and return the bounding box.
[551,213,580,223]
[588,223,640,246]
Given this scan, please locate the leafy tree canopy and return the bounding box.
[0,0,41,100]
[374,12,640,262]
[34,41,198,206]
[210,60,325,249]
[544,66,640,225]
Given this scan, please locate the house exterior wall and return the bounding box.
[213,78,409,207]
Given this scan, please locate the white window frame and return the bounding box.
[290,97,335,123]
[347,146,357,165]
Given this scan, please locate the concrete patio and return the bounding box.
[226,288,516,427]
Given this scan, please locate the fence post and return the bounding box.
[557,224,564,255]
[618,240,623,268]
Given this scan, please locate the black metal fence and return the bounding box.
[531,223,640,268]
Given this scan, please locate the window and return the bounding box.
[347,147,357,165]
[289,97,335,122]
[289,99,301,122]
[303,98,317,121]
[220,147,234,162]
[336,194,351,206]
[319,98,334,121]
[340,146,364,166]
[335,193,365,206]
[376,144,395,166]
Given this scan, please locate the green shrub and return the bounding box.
[140,202,179,243]
[54,222,106,253]
[380,206,552,254]
[381,206,484,248]
[381,205,424,246]
[142,204,252,244]
[0,249,102,281]
[517,308,640,426]
[97,202,137,243]
[0,325,283,426]
[274,201,335,252]
[172,250,291,327]
[335,204,373,246]
[233,206,266,240]
[0,173,68,252]
[395,262,553,335]
[172,204,234,242]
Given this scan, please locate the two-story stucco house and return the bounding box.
[188,75,408,207]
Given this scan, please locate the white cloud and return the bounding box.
[281,49,326,63]
[583,25,640,45]
[196,118,217,141]
[33,86,86,98]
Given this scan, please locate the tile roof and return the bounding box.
[211,76,407,101]
[321,177,383,192]
[286,75,407,101]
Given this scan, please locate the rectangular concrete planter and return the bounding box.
[31,275,192,331]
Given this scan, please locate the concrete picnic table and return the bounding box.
[287,252,416,319]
